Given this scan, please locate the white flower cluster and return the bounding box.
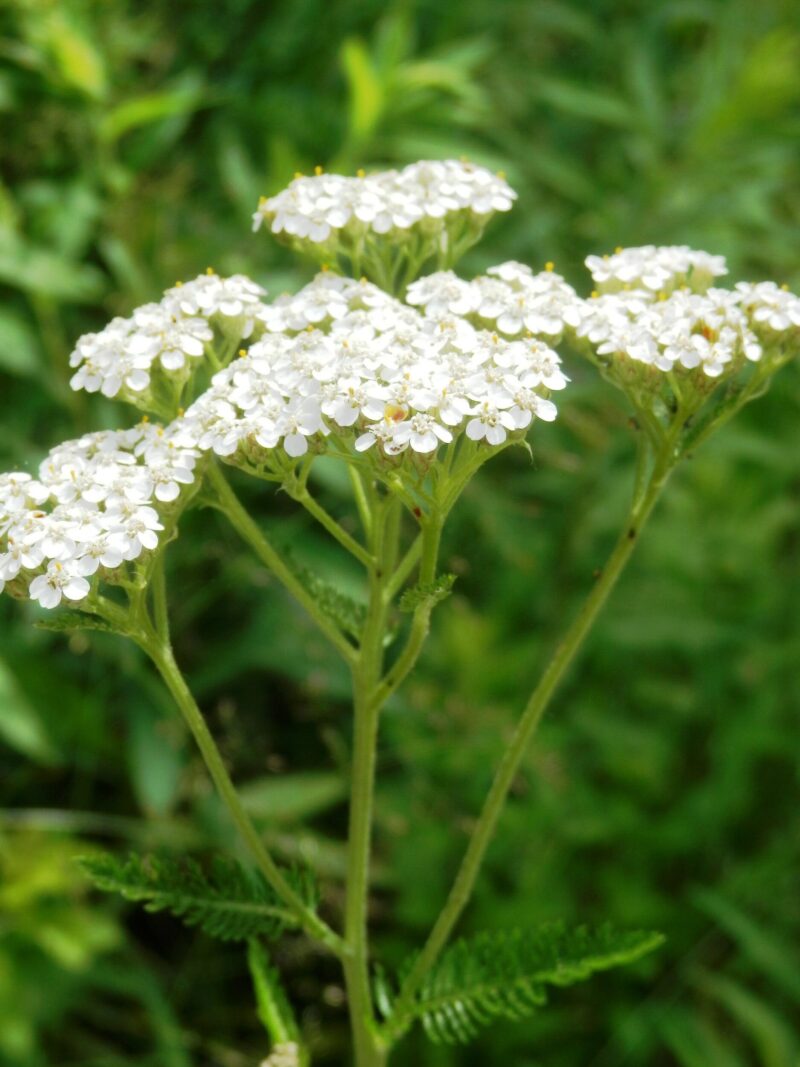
[735,281,800,332]
[408,250,800,384]
[176,273,564,459]
[0,424,199,609]
[69,272,266,400]
[574,287,765,378]
[407,262,582,336]
[585,245,728,294]
[252,160,516,245]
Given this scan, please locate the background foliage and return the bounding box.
[1,0,799,1064]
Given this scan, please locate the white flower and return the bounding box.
[392,413,453,453]
[166,272,266,327]
[412,264,582,339]
[735,281,800,332]
[254,160,516,248]
[0,424,199,609]
[466,403,518,445]
[406,272,478,318]
[576,278,775,382]
[179,274,562,462]
[70,273,268,401]
[585,245,727,294]
[29,561,90,609]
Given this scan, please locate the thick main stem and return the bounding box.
[389,450,677,1028]
[342,493,397,1067]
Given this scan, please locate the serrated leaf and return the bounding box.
[79,852,318,943]
[282,546,365,639]
[399,573,456,613]
[382,923,664,1044]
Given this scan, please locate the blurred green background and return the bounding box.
[1,0,799,1064]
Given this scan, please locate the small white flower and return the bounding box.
[29,561,90,609]
[392,413,453,454]
[585,245,727,294]
[736,281,800,332]
[255,161,516,248]
[69,273,268,401]
[466,403,518,445]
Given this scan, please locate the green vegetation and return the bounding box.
[1,1,798,1064]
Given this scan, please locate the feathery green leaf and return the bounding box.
[399,572,456,613]
[79,852,318,942]
[382,923,664,1044]
[282,546,365,639]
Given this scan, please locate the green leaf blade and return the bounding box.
[79,852,318,943]
[383,922,664,1045]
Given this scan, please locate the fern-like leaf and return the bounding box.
[399,573,456,613]
[382,922,664,1044]
[282,546,365,639]
[80,852,318,942]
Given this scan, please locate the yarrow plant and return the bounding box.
[3,158,799,1066]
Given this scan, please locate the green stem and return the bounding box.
[371,517,443,710]
[348,464,373,541]
[383,534,422,604]
[293,485,375,568]
[386,445,678,1033]
[142,637,345,955]
[342,492,399,1067]
[150,552,170,642]
[207,462,357,665]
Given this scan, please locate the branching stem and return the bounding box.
[385,429,684,1033]
[207,462,358,665]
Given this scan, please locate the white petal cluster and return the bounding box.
[0,424,199,608]
[735,281,800,332]
[177,273,564,460]
[574,287,764,378]
[407,263,582,338]
[585,245,728,294]
[69,272,267,399]
[252,160,516,244]
[439,248,800,385]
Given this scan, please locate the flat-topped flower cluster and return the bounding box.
[584,245,728,294]
[177,274,564,460]
[252,160,516,246]
[407,262,582,337]
[5,154,800,613]
[410,251,800,383]
[69,272,266,402]
[0,425,199,608]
